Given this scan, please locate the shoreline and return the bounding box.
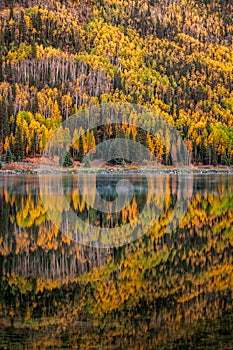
[1,165,233,176]
[1,160,233,175]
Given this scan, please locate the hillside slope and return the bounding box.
[0,0,232,165]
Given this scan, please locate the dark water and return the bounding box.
[0,173,232,349]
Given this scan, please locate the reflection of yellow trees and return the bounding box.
[0,174,232,254]
[41,174,97,211]
[15,195,47,228]
[0,174,233,348]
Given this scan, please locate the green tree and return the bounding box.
[60,151,73,167]
[84,155,91,168]
[5,147,14,163]
[14,126,24,161]
[78,135,84,162]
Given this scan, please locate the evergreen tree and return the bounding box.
[221,152,230,166]
[14,126,24,161]
[135,132,144,164]
[84,155,91,168]
[19,11,27,42]
[212,148,218,166]
[78,135,84,162]
[108,140,118,164]
[60,151,73,167]
[116,128,128,162]
[0,56,3,82]
[129,129,137,162]
[5,147,14,163]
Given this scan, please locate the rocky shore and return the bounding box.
[1,163,233,176]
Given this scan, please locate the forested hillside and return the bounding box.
[0,0,233,165]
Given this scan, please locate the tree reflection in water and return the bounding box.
[0,174,232,349]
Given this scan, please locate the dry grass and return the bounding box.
[2,162,33,171]
[24,157,42,164]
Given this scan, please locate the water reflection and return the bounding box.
[0,174,232,349]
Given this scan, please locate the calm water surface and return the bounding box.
[0,174,232,349]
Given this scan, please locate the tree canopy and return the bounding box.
[0,0,232,164]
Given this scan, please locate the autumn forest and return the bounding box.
[0,0,233,165]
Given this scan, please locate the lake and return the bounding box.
[0,173,232,349]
